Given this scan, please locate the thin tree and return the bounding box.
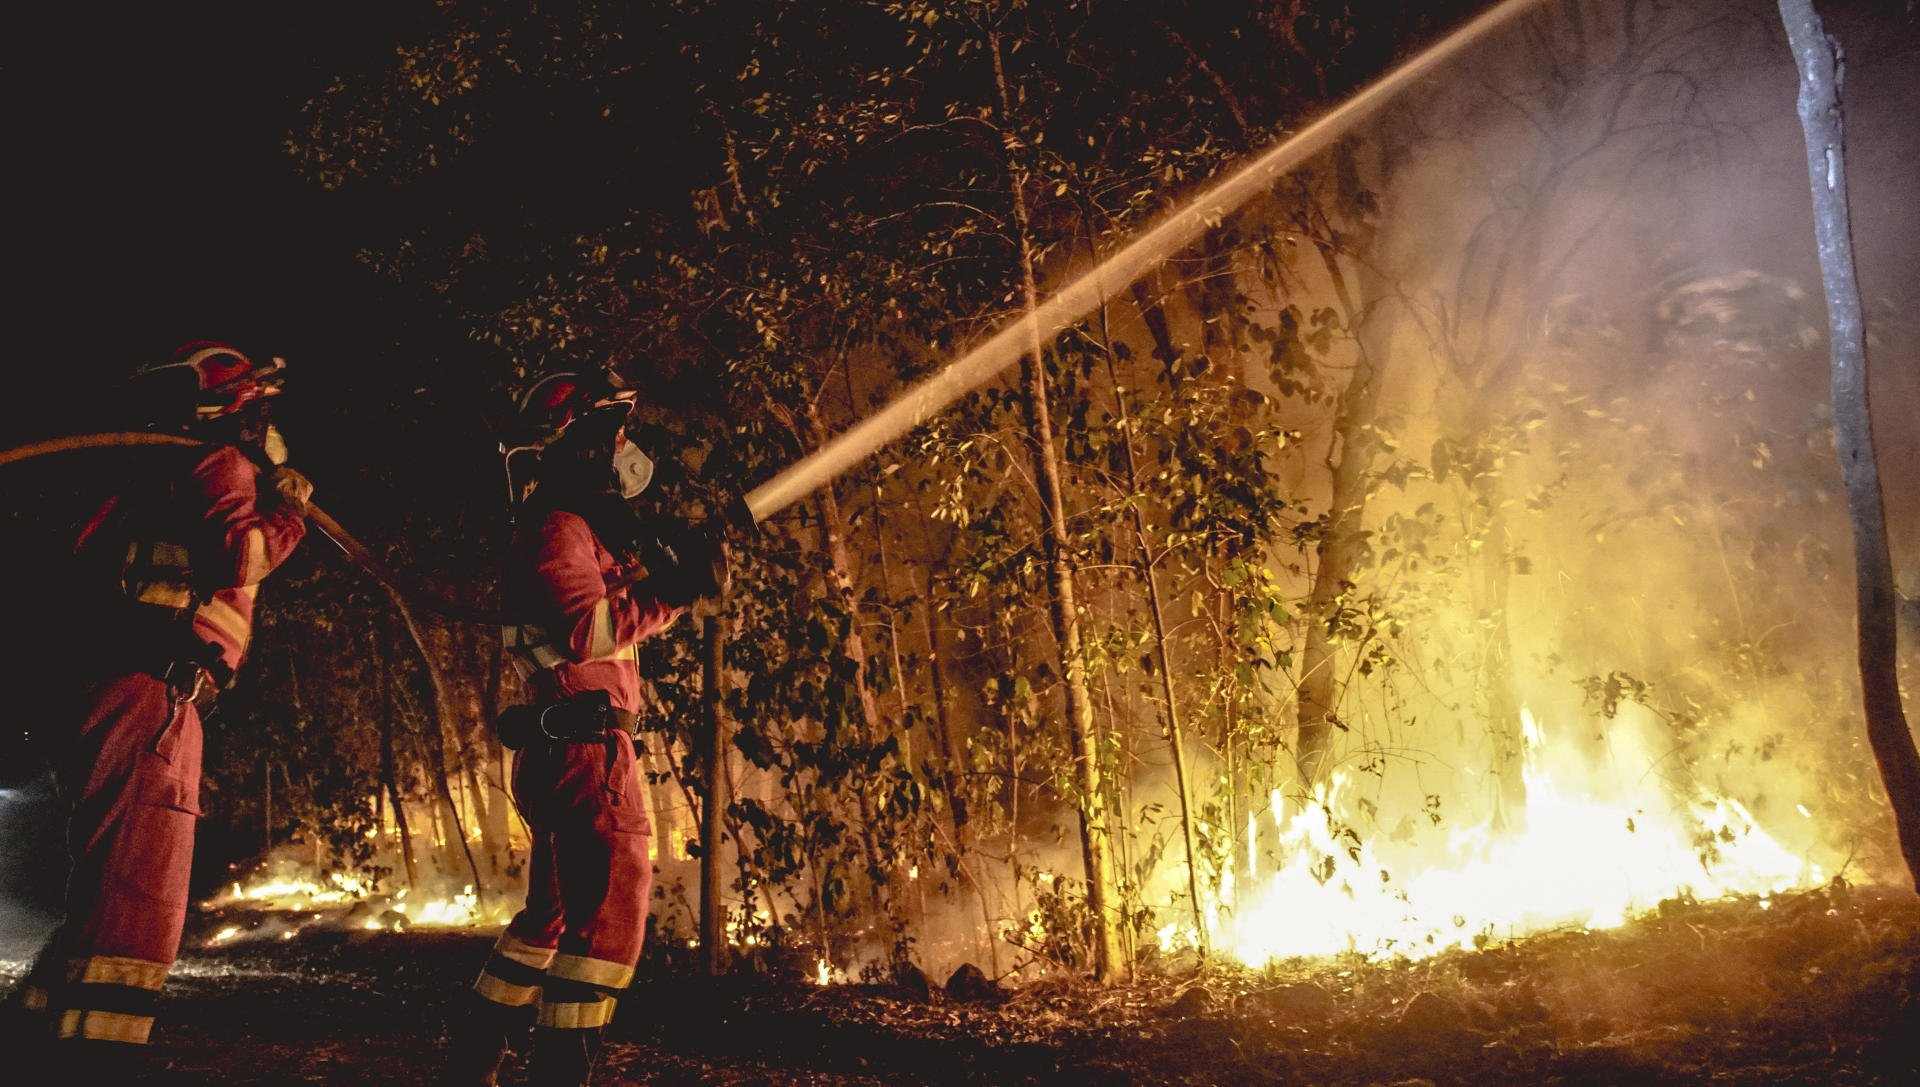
[699,567,733,975]
[989,24,1123,981]
[1777,0,1920,890]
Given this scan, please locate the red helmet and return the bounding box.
[514,371,636,447]
[135,341,288,423]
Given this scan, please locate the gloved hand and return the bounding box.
[266,466,314,516]
[650,524,726,607]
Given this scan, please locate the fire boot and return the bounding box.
[527,1025,604,1087]
[440,998,532,1087]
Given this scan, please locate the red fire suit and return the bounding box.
[473,506,679,1035]
[17,445,306,1048]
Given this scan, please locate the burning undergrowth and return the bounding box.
[1154,707,1827,966]
[197,856,513,947]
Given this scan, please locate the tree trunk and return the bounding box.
[480,611,514,872]
[378,626,419,889]
[991,27,1123,981]
[804,402,891,897]
[1128,275,1182,379]
[699,604,732,975]
[1096,287,1207,951]
[262,753,273,857]
[919,566,968,829]
[1778,0,1920,890]
[1295,243,1391,785]
[919,565,1000,972]
[1472,471,1530,826]
[390,592,486,899]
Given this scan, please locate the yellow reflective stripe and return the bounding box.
[68,955,170,990]
[474,972,541,1008]
[584,598,618,659]
[57,1009,154,1044]
[20,985,49,1012]
[548,954,634,989]
[535,995,615,1029]
[134,583,194,608]
[239,527,269,586]
[197,596,252,647]
[493,933,558,970]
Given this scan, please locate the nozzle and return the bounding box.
[721,490,759,534]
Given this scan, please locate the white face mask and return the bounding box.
[613,438,654,499]
[262,423,290,466]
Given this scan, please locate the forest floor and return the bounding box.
[4,882,1918,1085]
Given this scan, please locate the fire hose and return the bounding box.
[1,431,510,626]
[1,430,759,628]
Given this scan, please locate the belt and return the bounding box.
[494,693,637,751]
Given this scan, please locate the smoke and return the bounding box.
[0,778,61,965]
[1267,0,1919,879]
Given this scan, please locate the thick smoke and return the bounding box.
[1247,0,1919,882]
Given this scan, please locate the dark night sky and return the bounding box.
[10,6,409,416]
[4,2,708,536]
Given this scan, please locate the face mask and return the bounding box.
[613,438,654,499]
[261,423,290,466]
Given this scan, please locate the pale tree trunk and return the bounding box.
[699,593,732,975]
[1778,0,1920,889]
[990,27,1123,981]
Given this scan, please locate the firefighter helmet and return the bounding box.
[504,371,652,506]
[133,341,288,425]
[514,371,637,446]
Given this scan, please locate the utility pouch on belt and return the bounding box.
[495,691,637,751]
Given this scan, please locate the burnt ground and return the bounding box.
[4,883,1918,1085]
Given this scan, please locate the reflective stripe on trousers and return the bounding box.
[33,673,202,1046]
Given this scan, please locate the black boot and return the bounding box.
[441,998,532,1087]
[528,1026,604,1087]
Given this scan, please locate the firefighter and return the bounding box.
[1,342,313,1071]
[446,374,721,1087]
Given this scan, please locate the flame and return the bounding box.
[406,886,483,926]
[219,871,370,909]
[1163,708,1820,963]
[215,866,509,935]
[813,958,835,986]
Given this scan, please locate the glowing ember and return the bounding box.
[1163,708,1821,963]
[209,925,242,946]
